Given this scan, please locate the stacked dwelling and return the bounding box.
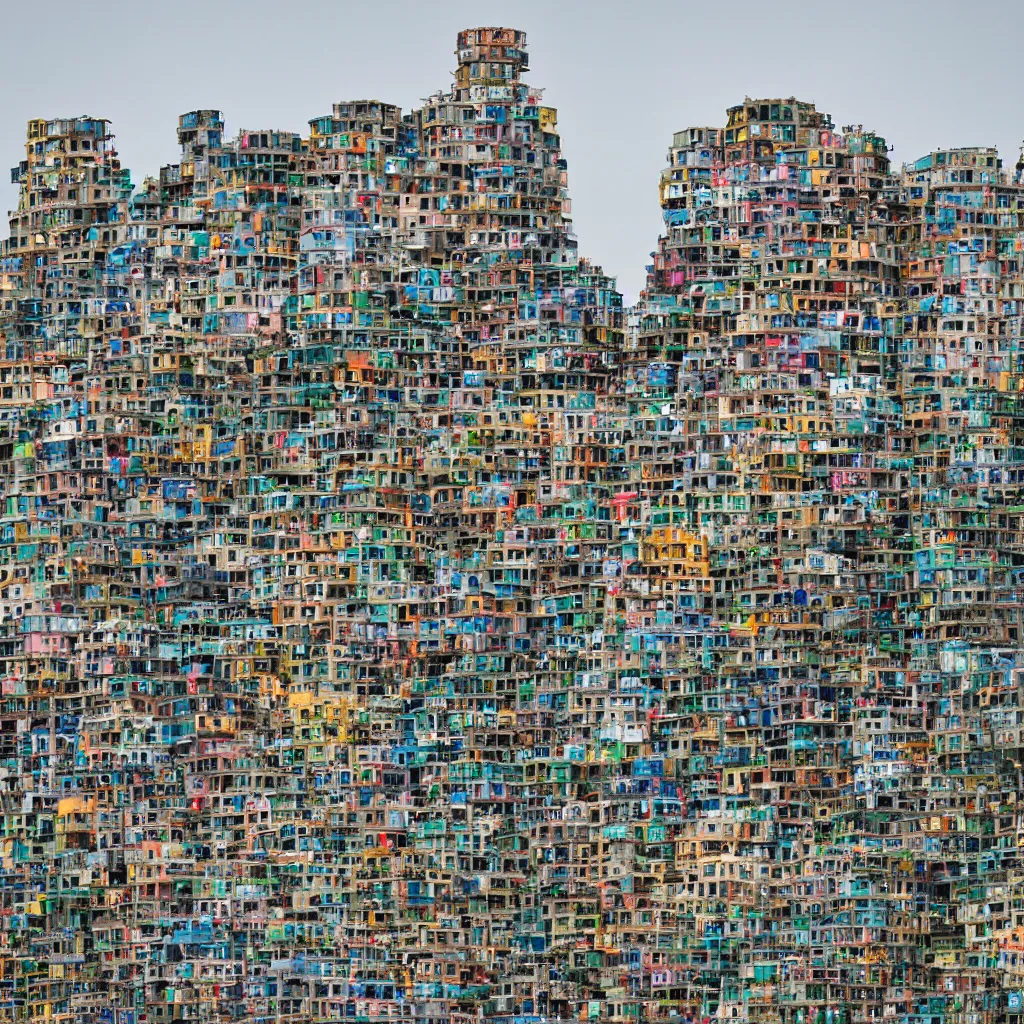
[896,145,1024,1020]
[632,99,910,1023]
[0,31,1023,1024]
[632,100,1024,1024]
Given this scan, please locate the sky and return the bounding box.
[3,0,1024,302]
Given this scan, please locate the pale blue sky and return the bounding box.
[3,0,1022,300]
